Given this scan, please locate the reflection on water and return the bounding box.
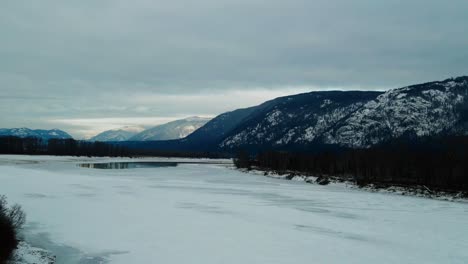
[79,162,178,169]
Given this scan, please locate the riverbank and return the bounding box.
[238,167,468,203]
[11,241,55,264]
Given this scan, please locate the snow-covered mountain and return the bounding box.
[0,128,72,140]
[129,117,211,141]
[323,76,468,147]
[89,126,144,142]
[220,91,380,149]
[220,76,468,150]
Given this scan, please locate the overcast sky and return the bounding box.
[1,0,467,138]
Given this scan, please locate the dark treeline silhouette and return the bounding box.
[241,136,468,192]
[124,147,228,159]
[0,136,45,155]
[0,136,225,158]
[233,150,252,170]
[0,136,129,157]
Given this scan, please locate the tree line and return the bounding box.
[0,136,225,158]
[236,136,468,192]
[0,136,129,157]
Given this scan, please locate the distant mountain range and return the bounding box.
[0,128,72,140]
[3,76,468,154]
[119,76,468,153]
[129,116,211,141]
[89,126,144,142]
[90,117,211,142]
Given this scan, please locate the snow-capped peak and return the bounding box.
[129,117,211,141]
[0,128,72,140]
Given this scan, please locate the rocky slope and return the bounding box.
[220,91,381,150]
[323,76,468,147]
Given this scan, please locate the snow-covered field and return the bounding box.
[1,155,467,264]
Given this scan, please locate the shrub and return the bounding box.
[0,195,26,263]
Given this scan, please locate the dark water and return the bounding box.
[79,162,178,169]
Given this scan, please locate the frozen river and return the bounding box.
[0,155,467,263]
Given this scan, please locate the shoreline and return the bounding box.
[11,241,55,264]
[237,167,468,203]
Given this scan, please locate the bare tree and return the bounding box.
[8,204,26,230]
[0,195,27,262]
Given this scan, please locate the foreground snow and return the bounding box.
[1,155,468,263]
[11,242,55,264]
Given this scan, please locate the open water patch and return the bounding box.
[79,162,178,169]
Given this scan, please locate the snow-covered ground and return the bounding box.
[1,155,468,264]
[12,241,55,264]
